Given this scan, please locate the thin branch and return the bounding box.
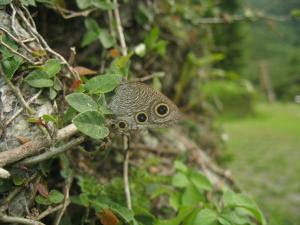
[0,213,44,225]
[35,204,64,220]
[0,124,78,168]
[0,64,51,138]
[123,135,132,210]
[0,38,40,65]
[0,26,39,58]
[14,5,80,80]
[107,0,116,40]
[5,90,42,126]
[113,0,127,56]
[52,6,96,19]
[112,0,132,209]
[20,136,85,165]
[53,177,72,225]
[131,73,165,82]
[0,64,35,114]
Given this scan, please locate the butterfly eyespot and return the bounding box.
[155,103,169,117]
[136,112,148,123]
[118,121,128,129]
[111,123,116,129]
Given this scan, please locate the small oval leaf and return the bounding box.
[85,73,122,94]
[73,110,109,139]
[66,93,98,113]
[25,70,53,88]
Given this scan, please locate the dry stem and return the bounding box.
[0,124,78,167]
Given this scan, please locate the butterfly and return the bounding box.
[108,82,181,130]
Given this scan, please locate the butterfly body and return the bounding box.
[108,82,181,130]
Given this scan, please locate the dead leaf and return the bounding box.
[37,183,49,198]
[110,49,120,58]
[97,209,119,225]
[70,79,82,91]
[16,136,31,144]
[74,66,97,76]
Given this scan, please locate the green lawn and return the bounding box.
[221,103,300,225]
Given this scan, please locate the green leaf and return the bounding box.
[81,31,98,47]
[0,34,18,59]
[49,87,57,100]
[92,0,115,10]
[1,56,24,79]
[35,195,52,205]
[145,27,160,49]
[85,73,122,94]
[181,185,203,206]
[189,170,212,191]
[48,189,64,204]
[98,29,114,48]
[172,172,190,188]
[174,160,188,173]
[81,19,101,47]
[111,53,133,71]
[90,196,136,223]
[79,193,90,207]
[12,175,26,186]
[193,209,217,225]
[63,107,78,124]
[0,0,12,5]
[156,206,194,225]
[217,217,232,225]
[25,70,53,88]
[35,189,64,205]
[66,93,98,113]
[219,211,250,225]
[223,191,266,225]
[77,176,103,196]
[72,110,109,139]
[42,114,59,124]
[42,59,61,77]
[20,0,36,6]
[76,0,92,9]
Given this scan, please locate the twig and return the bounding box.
[113,0,127,56]
[123,135,132,209]
[0,124,78,168]
[112,0,132,209]
[0,26,38,57]
[15,6,80,80]
[107,0,116,39]
[0,38,39,65]
[0,64,35,114]
[20,136,85,165]
[35,204,64,220]
[0,64,51,139]
[131,73,165,82]
[53,177,72,225]
[53,6,96,19]
[5,90,42,126]
[0,214,44,225]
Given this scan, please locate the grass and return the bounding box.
[220,103,300,225]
